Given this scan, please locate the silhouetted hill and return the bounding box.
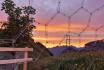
[48,46,68,56]
[49,40,104,56]
[62,45,79,53]
[81,40,104,51]
[48,45,79,56]
[29,41,53,60]
[34,42,53,56]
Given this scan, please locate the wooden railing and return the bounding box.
[0,47,33,70]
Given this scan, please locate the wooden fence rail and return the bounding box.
[0,47,33,70]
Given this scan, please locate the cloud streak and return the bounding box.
[0,0,104,48]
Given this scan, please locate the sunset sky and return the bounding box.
[0,0,104,48]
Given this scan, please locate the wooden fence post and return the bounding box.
[0,47,33,70]
[23,47,28,70]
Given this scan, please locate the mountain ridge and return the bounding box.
[48,39,104,56]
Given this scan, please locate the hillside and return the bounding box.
[49,45,81,56]
[62,45,78,53]
[48,46,68,56]
[28,51,104,70]
[33,42,53,58]
[82,40,104,51]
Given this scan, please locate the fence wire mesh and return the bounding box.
[0,0,104,70]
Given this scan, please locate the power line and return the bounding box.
[27,0,104,68]
[0,0,103,63]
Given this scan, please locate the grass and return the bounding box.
[28,51,104,70]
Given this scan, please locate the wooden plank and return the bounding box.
[23,51,28,70]
[0,58,33,64]
[0,47,33,52]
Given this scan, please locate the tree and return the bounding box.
[0,0,36,47]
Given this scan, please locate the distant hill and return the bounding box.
[49,40,104,56]
[62,45,79,53]
[48,45,79,56]
[81,40,104,51]
[48,46,68,56]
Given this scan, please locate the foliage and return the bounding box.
[0,0,36,47]
[30,51,104,70]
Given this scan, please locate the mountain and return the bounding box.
[48,45,79,56]
[48,46,68,56]
[81,40,104,51]
[62,45,79,53]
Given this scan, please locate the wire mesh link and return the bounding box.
[0,0,104,69]
[31,0,104,63]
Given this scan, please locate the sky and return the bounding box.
[0,0,104,48]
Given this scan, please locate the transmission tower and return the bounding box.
[65,34,70,46]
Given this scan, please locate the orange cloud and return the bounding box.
[32,36,61,41]
[32,34,101,48]
[33,20,103,48]
[35,22,95,33]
